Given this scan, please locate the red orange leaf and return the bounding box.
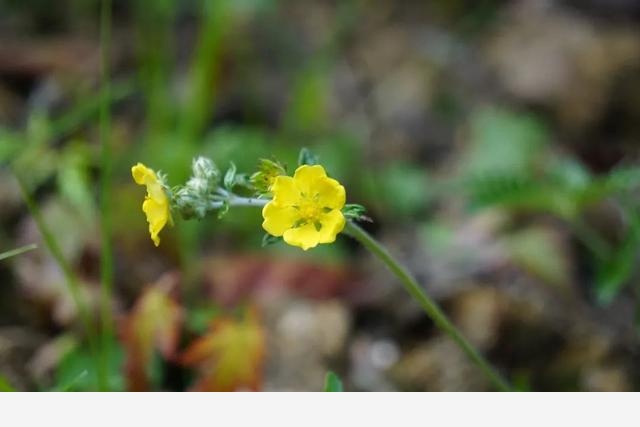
[121,272,182,391]
[181,308,265,392]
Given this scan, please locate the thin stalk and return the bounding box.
[0,243,37,261]
[14,173,101,387]
[344,221,512,392]
[199,193,510,390]
[98,0,113,391]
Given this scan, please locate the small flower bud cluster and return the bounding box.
[250,158,286,195]
[173,157,220,219]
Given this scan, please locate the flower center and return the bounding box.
[298,198,321,222]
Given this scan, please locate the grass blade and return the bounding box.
[0,243,37,261]
[98,0,114,392]
[323,371,344,392]
[14,171,100,390]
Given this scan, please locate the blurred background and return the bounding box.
[1,0,640,391]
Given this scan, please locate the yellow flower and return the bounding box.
[262,164,346,250]
[131,163,172,247]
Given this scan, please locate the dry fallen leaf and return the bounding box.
[121,272,182,391]
[181,307,265,392]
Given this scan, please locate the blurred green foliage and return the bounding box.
[2,0,640,392]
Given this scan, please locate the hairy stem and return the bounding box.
[344,221,511,391]
[209,196,269,209]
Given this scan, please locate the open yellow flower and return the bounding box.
[262,164,346,250]
[132,163,172,247]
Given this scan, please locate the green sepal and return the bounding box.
[342,203,370,222]
[223,162,237,190]
[298,147,318,166]
[261,233,281,247]
[250,158,287,194]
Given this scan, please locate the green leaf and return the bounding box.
[0,375,15,392]
[55,336,125,391]
[54,370,89,392]
[374,163,429,217]
[57,143,96,222]
[323,371,343,392]
[186,306,220,335]
[466,173,577,218]
[581,167,640,206]
[0,243,37,261]
[595,210,640,305]
[298,147,318,167]
[464,107,548,177]
[223,162,237,190]
[505,227,571,288]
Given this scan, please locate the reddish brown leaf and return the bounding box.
[181,307,266,392]
[202,255,355,306]
[121,272,182,391]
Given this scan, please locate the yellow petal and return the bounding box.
[142,197,169,247]
[132,163,153,185]
[317,209,346,244]
[315,177,346,210]
[271,176,302,206]
[293,165,327,195]
[283,223,320,251]
[261,202,300,236]
[147,179,167,202]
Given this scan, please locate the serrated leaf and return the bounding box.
[466,173,577,218]
[297,147,318,166]
[223,162,237,190]
[581,167,640,206]
[181,308,265,392]
[122,273,182,391]
[323,371,343,392]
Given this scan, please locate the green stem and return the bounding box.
[344,221,512,392]
[14,173,101,388]
[98,0,113,392]
[199,192,511,390]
